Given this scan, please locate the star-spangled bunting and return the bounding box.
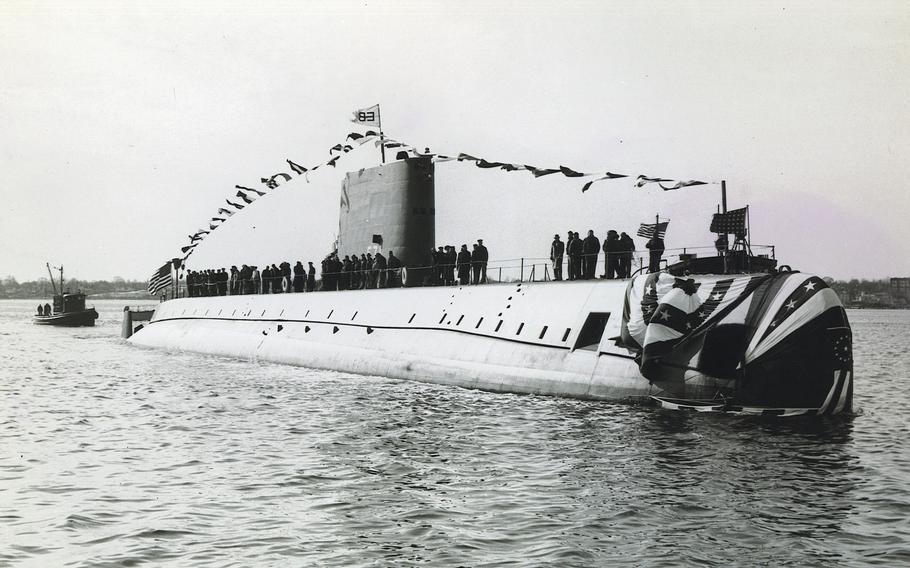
[759,276,828,341]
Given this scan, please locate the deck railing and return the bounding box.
[164,244,776,300]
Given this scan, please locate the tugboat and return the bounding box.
[33,263,99,327]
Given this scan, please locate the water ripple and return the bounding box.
[0,301,908,566]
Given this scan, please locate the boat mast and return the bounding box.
[46,262,59,296]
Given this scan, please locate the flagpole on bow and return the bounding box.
[377,104,386,164]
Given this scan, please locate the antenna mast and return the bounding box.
[46,263,60,296]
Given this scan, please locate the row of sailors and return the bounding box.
[319,251,403,291]
[185,251,411,297]
[428,239,489,286]
[183,229,667,296]
[550,230,665,280]
[186,262,317,296]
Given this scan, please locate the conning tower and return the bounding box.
[336,156,435,268]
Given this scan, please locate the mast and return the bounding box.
[46,262,59,296]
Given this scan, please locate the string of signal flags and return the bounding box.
[178,106,711,262]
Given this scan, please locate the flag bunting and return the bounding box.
[176,126,711,262]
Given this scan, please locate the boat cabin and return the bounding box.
[53,292,87,314]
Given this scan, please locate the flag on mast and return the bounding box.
[637,221,669,239]
[147,261,173,295]
[351,104,380,127]
[710,206,748,234]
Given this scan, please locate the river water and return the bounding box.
[1,299,908,567]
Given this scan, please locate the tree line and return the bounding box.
[0,276,155,299]
[1,275,905,306]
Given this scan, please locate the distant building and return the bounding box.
[858,291,892,308]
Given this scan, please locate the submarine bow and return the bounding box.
[620,271,853,414]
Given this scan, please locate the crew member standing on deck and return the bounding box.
[619,232,635,278]
[474,239,488,284]
[602,230,619,279]
[351,254,361,289]
[341,256,352,291]
[550,234,564,281]
[582,230,600,280]
[240,265,251,294]
[261,265,272,294]
[445,246,457,285]
[387,251,401,287]
[374,251,388,288]
[573,232,585,280]
[293,261,305,292]
[647,233,665,273]
[251,266,261,294]
[229,266,239,295]
[307,262,316,292]
[457,244,472,285]
[566,232,577,281]
[435,247,446,285]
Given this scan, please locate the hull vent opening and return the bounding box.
[574,313,610,351]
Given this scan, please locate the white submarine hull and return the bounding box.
[131,279,649,400]
[129,270,853,415]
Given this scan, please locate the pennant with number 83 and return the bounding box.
[351,104,380,127]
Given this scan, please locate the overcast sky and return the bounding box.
[1,0,907,282]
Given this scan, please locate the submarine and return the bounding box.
[128,155,853,416]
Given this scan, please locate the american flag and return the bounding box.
[147,261,173,295]
[710,206,748,234]
[637,221,669,239]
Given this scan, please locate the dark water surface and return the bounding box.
[1,300,908,566]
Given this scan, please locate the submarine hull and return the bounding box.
[129,273,853,414]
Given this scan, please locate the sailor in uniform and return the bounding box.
[550,234,564,281]
[474,239,488,284]
[457,244,472,285]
